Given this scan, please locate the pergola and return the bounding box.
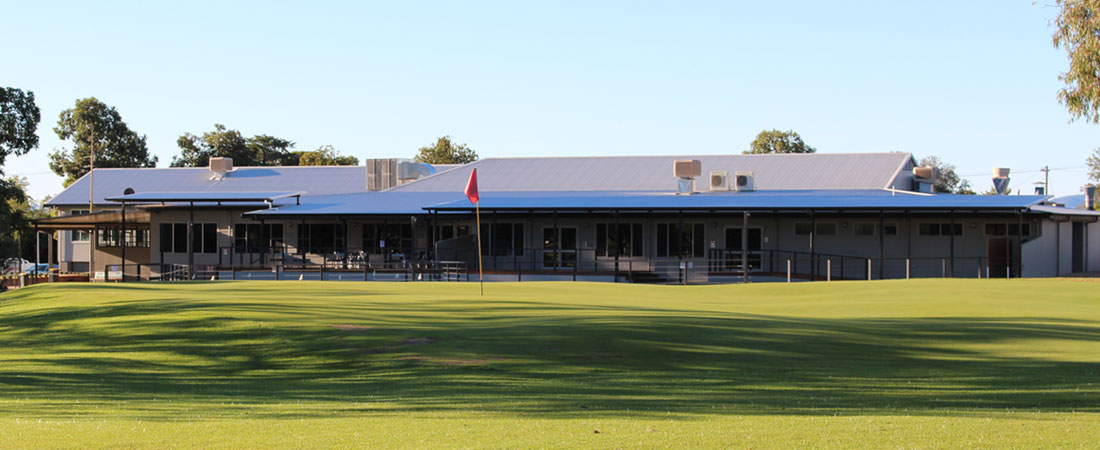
[31,210,152,280]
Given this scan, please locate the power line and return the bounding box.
[957,165,1084,177]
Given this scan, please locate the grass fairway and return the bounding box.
[1,279,1099,448]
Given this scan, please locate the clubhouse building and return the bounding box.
[35,152,1100,283]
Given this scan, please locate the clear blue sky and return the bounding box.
[3,1,1097,200]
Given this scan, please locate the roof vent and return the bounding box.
[912,166,939,183]
[709,170,728,191]
[123,187,135,195]
[992,167,1011,195]
[1085,185,1096,210]
[209,157,234,180]
[674,159,701,195]
[733,171,755,192]
[397,161,437,183]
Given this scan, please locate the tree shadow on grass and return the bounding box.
[1,295,1099,420]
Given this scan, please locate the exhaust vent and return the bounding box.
[733,171,755,192]
[709,170,728,191]
[209,157,234,180]
[673,159,701,195]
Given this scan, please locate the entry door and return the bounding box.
[1072,222,1085,273]
[986,238,1010,278]
[725,227,763,270]
[542,227,577,269]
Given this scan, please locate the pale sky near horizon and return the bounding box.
[2,1,1098,201]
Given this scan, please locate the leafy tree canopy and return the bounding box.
[298,145,358,166]
[918,155,973,194]
[1053,0,1100,123]
[1088,147,1100,185]
[172,124,296,167]
[0,176,50,269]
[49,97,157,186]
[0,87,41,169]
[744,129,816,154]
[414,136,478,164]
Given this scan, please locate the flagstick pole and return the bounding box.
[475,201,484,295]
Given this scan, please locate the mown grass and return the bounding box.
[1,279,1099,448]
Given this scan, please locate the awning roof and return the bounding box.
[1029,204,1100,218]
[105,191,303,203]
[32,210,151,230]
[422,190,1049,212]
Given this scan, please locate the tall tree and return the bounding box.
[918,155,973,194]
[1087,147,1100,184]
[298,145,358,166]
[172,124,296,167]
[414,136,478,164]
[1053,0,1100,123]
[0,87,41,168]
[744,129,816,154]
[49,97,157,186]
[0,176,49,271]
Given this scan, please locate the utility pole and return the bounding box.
[1043,165,1050,195]
[88,125,96,214]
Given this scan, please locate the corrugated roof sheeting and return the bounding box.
[424,190,1048,211]
[391,153,914,192]
[1029,204,1100,217]
[106,191,302,202]
[47,166,366,206]
[244,191,468,216]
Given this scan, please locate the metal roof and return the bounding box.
[390,153,915,193]
[243,191,468,217]
[423,190,1048,212]
[33,210,151,230]
[46,166,366,206]
[105,191,303,203]
[1048,194,1086,209]
[1029,204,1100,217]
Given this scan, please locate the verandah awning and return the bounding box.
[32,210,151,231]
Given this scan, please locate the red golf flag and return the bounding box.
[464,168,479,204]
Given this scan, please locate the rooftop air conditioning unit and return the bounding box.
[673,160,702,178]
[709,170,729,191]
[733,171,755,192]
[913,166,940,182]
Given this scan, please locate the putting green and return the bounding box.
[1,279,1098,448]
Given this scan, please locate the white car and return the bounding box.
[2,258,30,275]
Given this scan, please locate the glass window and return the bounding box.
[96,228,150,248]
[794,223,813,235]
[596,223,644,257]
[481,223,523,257]
[657,223,703,258]
[854,223,876,236]
[362,223,410,255]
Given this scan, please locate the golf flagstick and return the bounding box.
[475,200,483,295]
[464,168,483,295]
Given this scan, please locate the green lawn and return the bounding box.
[1,279,1099,448]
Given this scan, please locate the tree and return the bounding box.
[172,124,296,167]
[414,136,478,164]
[1053,0,1100,123]
[0,87,40,168]
[1087,147,1100,184]
[0,176,50,271]
[918,155,973,194]
[49,97,157,186]
[744,129,816,154]
[298,145,358,166]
